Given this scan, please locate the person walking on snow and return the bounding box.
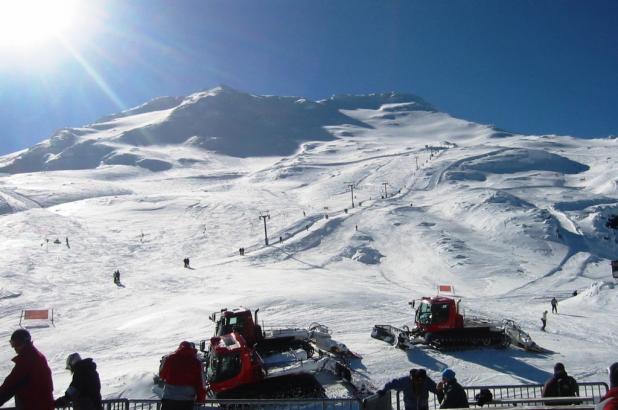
[159,341,206,410]
[541,310,548,331]
[377,368,437,410]
[600,362,618,410]
[0,329,54,410]
[551,297,558,314]
[113,270,120,285]
[55,353,102,410]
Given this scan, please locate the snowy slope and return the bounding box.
[1,87,617,404]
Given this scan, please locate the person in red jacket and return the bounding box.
[601,362,618,410]
[0,329,54,410]
[159,341,206,410]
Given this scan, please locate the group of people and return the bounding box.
[0,330,205,410]
[2,328,617,410]
[377,362,618,410]
[0,329,102,410]
[377,368,470,410]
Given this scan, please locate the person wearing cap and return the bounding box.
[377,368,437,410]
[0,329,54,410]
[600,362,618,410]
[542,362,579,403]
[54,352,103,410]
[436,368,469,409]
[159,341,206,410]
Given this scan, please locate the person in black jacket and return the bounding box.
[436,369,469,409]
[542,362,579,404]
[55,353,103,410]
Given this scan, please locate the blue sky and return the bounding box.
[1,0,617,155]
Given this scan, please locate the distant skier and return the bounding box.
[183,258,190,268]
[279,236,283,244]
[113,270,120,285]
[551,297,558,314]
[65,237,70,248]
[541,310,548,331]
[572,290,578,297]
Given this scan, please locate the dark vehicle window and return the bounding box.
[221,315,245,334]
[431,303,450,324]
[207,353,241,382]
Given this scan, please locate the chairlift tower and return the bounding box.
[345,182,355,208]
[259,212,271,246]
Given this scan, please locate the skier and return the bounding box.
[600,362,618,410]
[542,363,579,404]
[113,270,120,285]
[572,290,578,297]
[183,258,190,268]
[66,237,70,248]
[0,329,54,410]
[279,236,283,244]
[55,353,102,410]
[551,297,558,314]
[541,310,548,331]
[159,341,205,410]
[436,369,469,409]
[377,368,437,410]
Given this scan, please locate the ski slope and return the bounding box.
[1,88,617,404]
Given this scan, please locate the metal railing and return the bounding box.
[127,398,361,410]
[1,398,362,410]
[394,382,609,410]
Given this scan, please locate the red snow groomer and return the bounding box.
[201,307,373,399]
[205,331,328,399]
[372,295,547,352]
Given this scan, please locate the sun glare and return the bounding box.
[0,0,79,49]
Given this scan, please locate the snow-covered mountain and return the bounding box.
[1,86,617,402]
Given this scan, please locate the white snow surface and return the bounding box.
[1,87,617,404]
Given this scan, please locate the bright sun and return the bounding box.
[0,0,79,49]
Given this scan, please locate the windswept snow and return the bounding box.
[0,87,617,405]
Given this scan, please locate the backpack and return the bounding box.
[556,376,576,396]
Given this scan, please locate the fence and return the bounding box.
[2,398,361,410]
[0,383,609,410]
[393,381,609,410]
